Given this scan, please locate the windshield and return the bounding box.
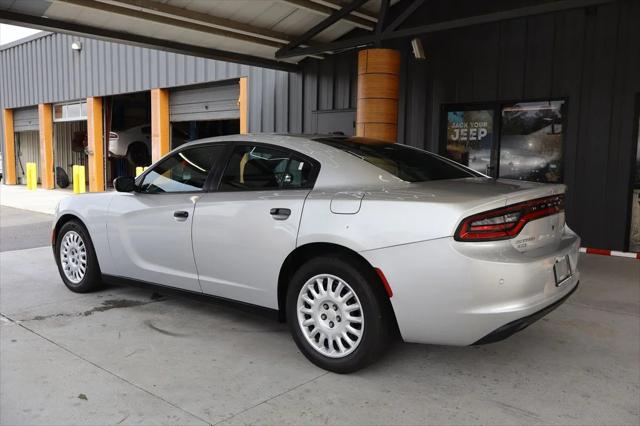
[315,137,482,182]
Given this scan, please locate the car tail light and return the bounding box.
[109,132,118,140]
[455,194,564,242]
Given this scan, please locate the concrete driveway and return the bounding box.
[1,206,639,425]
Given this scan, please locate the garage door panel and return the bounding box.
[14,107,39,132]
[170,83,240,122]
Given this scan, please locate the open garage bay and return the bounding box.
[0,206,638,425]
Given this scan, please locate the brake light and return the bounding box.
[455,194,564,241]
[109,132,118,139]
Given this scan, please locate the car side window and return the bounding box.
[139,145,223,193]
[219,145,313,191]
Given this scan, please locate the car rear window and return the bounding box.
[315,137,481,182]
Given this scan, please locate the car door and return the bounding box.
[107,144,225,292]
[192,143,318,308]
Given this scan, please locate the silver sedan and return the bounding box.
[52,134,580,373]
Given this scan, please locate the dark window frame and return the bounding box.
[440,97,568,182]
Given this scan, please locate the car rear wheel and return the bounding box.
[55,221,102,293]
[286,256,392,373]
[126,141,150,167]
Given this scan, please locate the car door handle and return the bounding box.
[173,210,189,220]
[270,208,291,220]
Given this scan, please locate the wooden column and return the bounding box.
[151,88,170,162]
[2,109,16,184]
[356,48,400,142]
[239,77,248,134]
[38,104,54,189]
[86,97,105,192]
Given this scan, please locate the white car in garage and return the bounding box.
[108,124,188,166]
[52,134,580,373]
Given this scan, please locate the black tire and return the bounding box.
[55,221,102,293]
[126,142,150,167]
[286,256,392,373]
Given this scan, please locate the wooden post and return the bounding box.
[356,48,401,143]
[38,104,54,189]
[2,109,16,184]
[239,77,249,134]
[87,97,105,192]
[151,88,170,162]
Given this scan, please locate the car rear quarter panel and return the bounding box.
[360,227,580,345]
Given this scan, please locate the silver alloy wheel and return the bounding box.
[60,230,87,284]
[297,274,364,358]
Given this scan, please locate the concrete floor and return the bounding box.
[0,206,639,425]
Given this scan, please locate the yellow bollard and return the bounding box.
[72,165,86,194]
[72,166,78,193]
[30,163,37,190]
[25,163,32,189]
[26,162,37,190]
[135,166,147,177]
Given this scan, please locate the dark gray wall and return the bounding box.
[296,0,640,251]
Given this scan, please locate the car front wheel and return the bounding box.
[55,221,102,293]
[286,256,392,373]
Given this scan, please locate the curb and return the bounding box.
[579,247,640,259]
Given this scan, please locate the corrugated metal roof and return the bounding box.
[0,0,398,67]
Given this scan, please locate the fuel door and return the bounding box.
[330,191,365,215]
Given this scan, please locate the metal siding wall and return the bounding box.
[14,131,40,184]
[0,33,291,135]
[393,0,639,250]
[288,72,303,133]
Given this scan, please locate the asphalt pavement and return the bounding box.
[0,206,53,252]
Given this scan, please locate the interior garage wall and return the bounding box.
[14,131,39,184]
[54,121,87,183]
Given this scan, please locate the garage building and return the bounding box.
[0,0,638,253]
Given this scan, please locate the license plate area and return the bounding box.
[554,255,572,286]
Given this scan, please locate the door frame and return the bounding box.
[626,93,640,252]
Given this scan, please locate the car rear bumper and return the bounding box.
[360,227,581,346]
[472,280,578,345]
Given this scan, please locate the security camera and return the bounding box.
[411,38,425,60]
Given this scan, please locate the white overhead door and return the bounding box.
[13,107,39,132]
[170,82,240,122]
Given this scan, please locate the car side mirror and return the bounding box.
[114,176,136,192]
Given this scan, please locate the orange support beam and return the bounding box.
[239,77,248,134]
[86,97,105,192]
[356,48,401,143]
[151,88,170,162]
[2,109,16,184]
[38,104,54,189]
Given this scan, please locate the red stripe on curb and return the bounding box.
[580,247,640,259]
[585,248,611,256]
